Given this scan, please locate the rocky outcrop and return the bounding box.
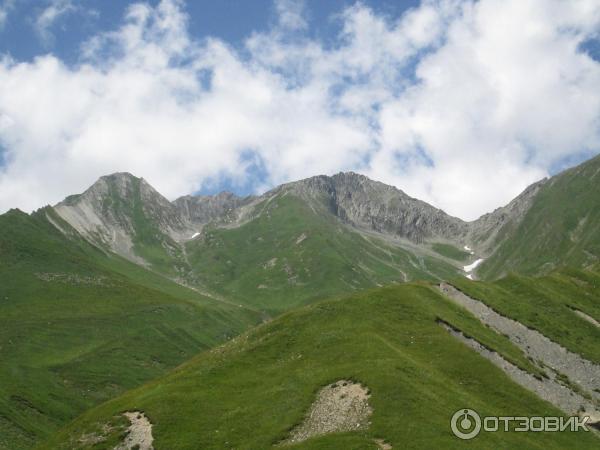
[467,178,547,255]
[54,173,191,263]
[53,174,260,265]
[174,192,256,228]
[276,172,469,243]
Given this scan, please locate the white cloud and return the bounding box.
[34,0,76,45]
[275,0,307,31]
[1,0,600,220]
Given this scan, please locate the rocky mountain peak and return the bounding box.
[52,172,193,264]
[62,172,160,206]
[467,178,548,254]
[47,168,551,269]
[278,171,468,243]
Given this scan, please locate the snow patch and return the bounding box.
[464,245,475,255]
[463,258,484,273]
[191,232,200,239]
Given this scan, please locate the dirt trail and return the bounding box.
[438,283,600,402]
[283,380,372,445]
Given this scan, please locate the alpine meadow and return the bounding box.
[1,1,600,449]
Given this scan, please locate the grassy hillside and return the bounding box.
[479,154,600,279]
[431,243,471,261]
[0,209,261,449]
[40,282,596,450]
[185,194,461,313]
[451,267,600,364]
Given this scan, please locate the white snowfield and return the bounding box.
[191,232,200,239]
[463,245,475,255]
[463,258,484,273]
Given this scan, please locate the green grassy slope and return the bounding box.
[431,243,471,261]
[41,282,595,450]
[185,194,460,313]
[479,154,600,279]
[451,267,600,363]
[0,209,261,449]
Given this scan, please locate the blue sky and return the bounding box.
[0,0,600,220]
[0,0,421,62]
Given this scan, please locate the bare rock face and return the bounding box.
[467,178,547,255]
[52,173,259,266]
[54,173,193,263]
[56,171,475,256]
[174,192,256,228]
[50,170,544,275]
[277,172,469,243]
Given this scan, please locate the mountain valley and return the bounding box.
[1,155,600,449]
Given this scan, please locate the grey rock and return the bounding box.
[54,173,192,263]
[467,178,547,255]
[439,319,597,417]
[174,192,256,227]
[272,171,469,244]
[439,282,600,403]
[50,170,545,273]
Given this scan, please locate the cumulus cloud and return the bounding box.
[1,0,600,219]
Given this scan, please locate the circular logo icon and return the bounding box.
[451,408,481,440]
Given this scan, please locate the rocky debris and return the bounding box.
[35,272,110,286]
[263,257,278,269]
[283,380,372,445]
[116,411,154,450]
[76,431,106,447]
[569,307,600,329]
[374,438,393,449]
[73,422,125,448]
[438,283,600,402]
[438,320,598,418]
[295,232,308,245]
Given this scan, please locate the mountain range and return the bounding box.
[1,154,600,449]
[52,154,600,292]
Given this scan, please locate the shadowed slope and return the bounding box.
[0,208,260,449]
